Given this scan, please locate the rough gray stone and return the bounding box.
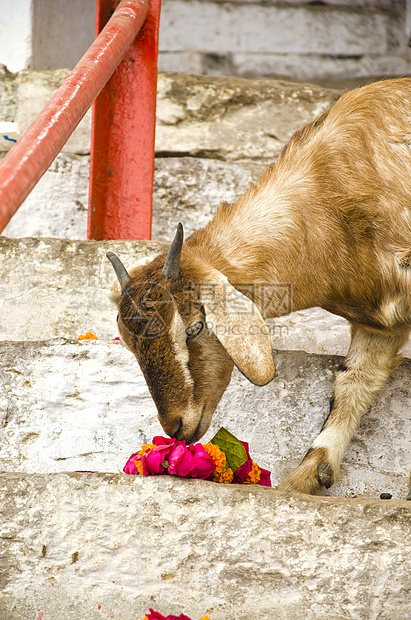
[193,0,403,9]
[0,339,409,499]
[2,155,264,242]
[0,70,342,160]
[0,237,167,342]
[14,68,92,155]
[231,53,411,86]
[152,157,265,241]
[0,473,410,620]
[1,152,90,239]
[159,1,402,56]
[155,1,411,86]
[158,52,411,89]
[0,66,18,123]
[156,73,341,162]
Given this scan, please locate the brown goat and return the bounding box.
[108,78,411,497]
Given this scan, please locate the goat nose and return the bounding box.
[171,419,183,440]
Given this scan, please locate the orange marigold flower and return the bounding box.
[212,467,234,484]
[202,443,226,473]
[134,461,144,475]
[78,332,98,340]
[138,444,156,456]
[133,444,155,475]
[242,460,261,484]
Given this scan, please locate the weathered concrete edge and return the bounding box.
[2,470,410,511]
[0,473,410,620]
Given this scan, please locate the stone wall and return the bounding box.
[158,0,411,87]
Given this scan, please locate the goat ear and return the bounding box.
[199,277,275,386]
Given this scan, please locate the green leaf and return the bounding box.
[210,427,248,472]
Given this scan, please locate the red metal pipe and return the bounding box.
[88,0,160,240]
[0,0,150,235]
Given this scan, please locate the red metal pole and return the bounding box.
[88,0,160,240]
[0,0,149,235]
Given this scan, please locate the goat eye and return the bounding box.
[186,321,204,339]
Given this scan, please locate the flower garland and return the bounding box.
[123,427,271,487]
[140,612,211,620]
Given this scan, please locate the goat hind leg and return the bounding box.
[278,326,408,495]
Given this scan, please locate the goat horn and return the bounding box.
[106,251,131,289]
[162,222,184,278]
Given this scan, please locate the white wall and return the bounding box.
[31,0,95,70]
[0,0,95,73]
[0,0,32,73]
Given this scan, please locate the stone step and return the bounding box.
[0,237,167,343]
[1,153,264,243]
[1,339,409,499]
[0,473,410,620]
[0,70,341,160]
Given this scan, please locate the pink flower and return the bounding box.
[190,444,216,480]
[123,452,140,475]
[232,441,253,483]
[152,436,178,447]
[231,440,272,486]
[146,610,191,620]
[168,444,196,477]
[142,442,176,475]
[258,467,272,487]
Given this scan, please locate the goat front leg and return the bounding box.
[278,325,408,495]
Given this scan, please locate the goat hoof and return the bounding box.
[317,463,334,489]
[407,489,411,501]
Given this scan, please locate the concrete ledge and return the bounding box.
[158,2,402,57]
[0,237,167,342]
[1,340,409,499]
[0,70,341,159]
[155,73,340,163]
[0,473,410,619]
[1,155,265,243]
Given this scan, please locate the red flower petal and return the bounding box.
[123,452,140,475]
[190,444,216,480]
[168,444,196,477]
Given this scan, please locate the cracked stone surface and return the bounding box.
[0,69,341,159]
[155,73,340,162]
[0,473,410,620]
[1,154,265,243]
[0,237,167,342]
